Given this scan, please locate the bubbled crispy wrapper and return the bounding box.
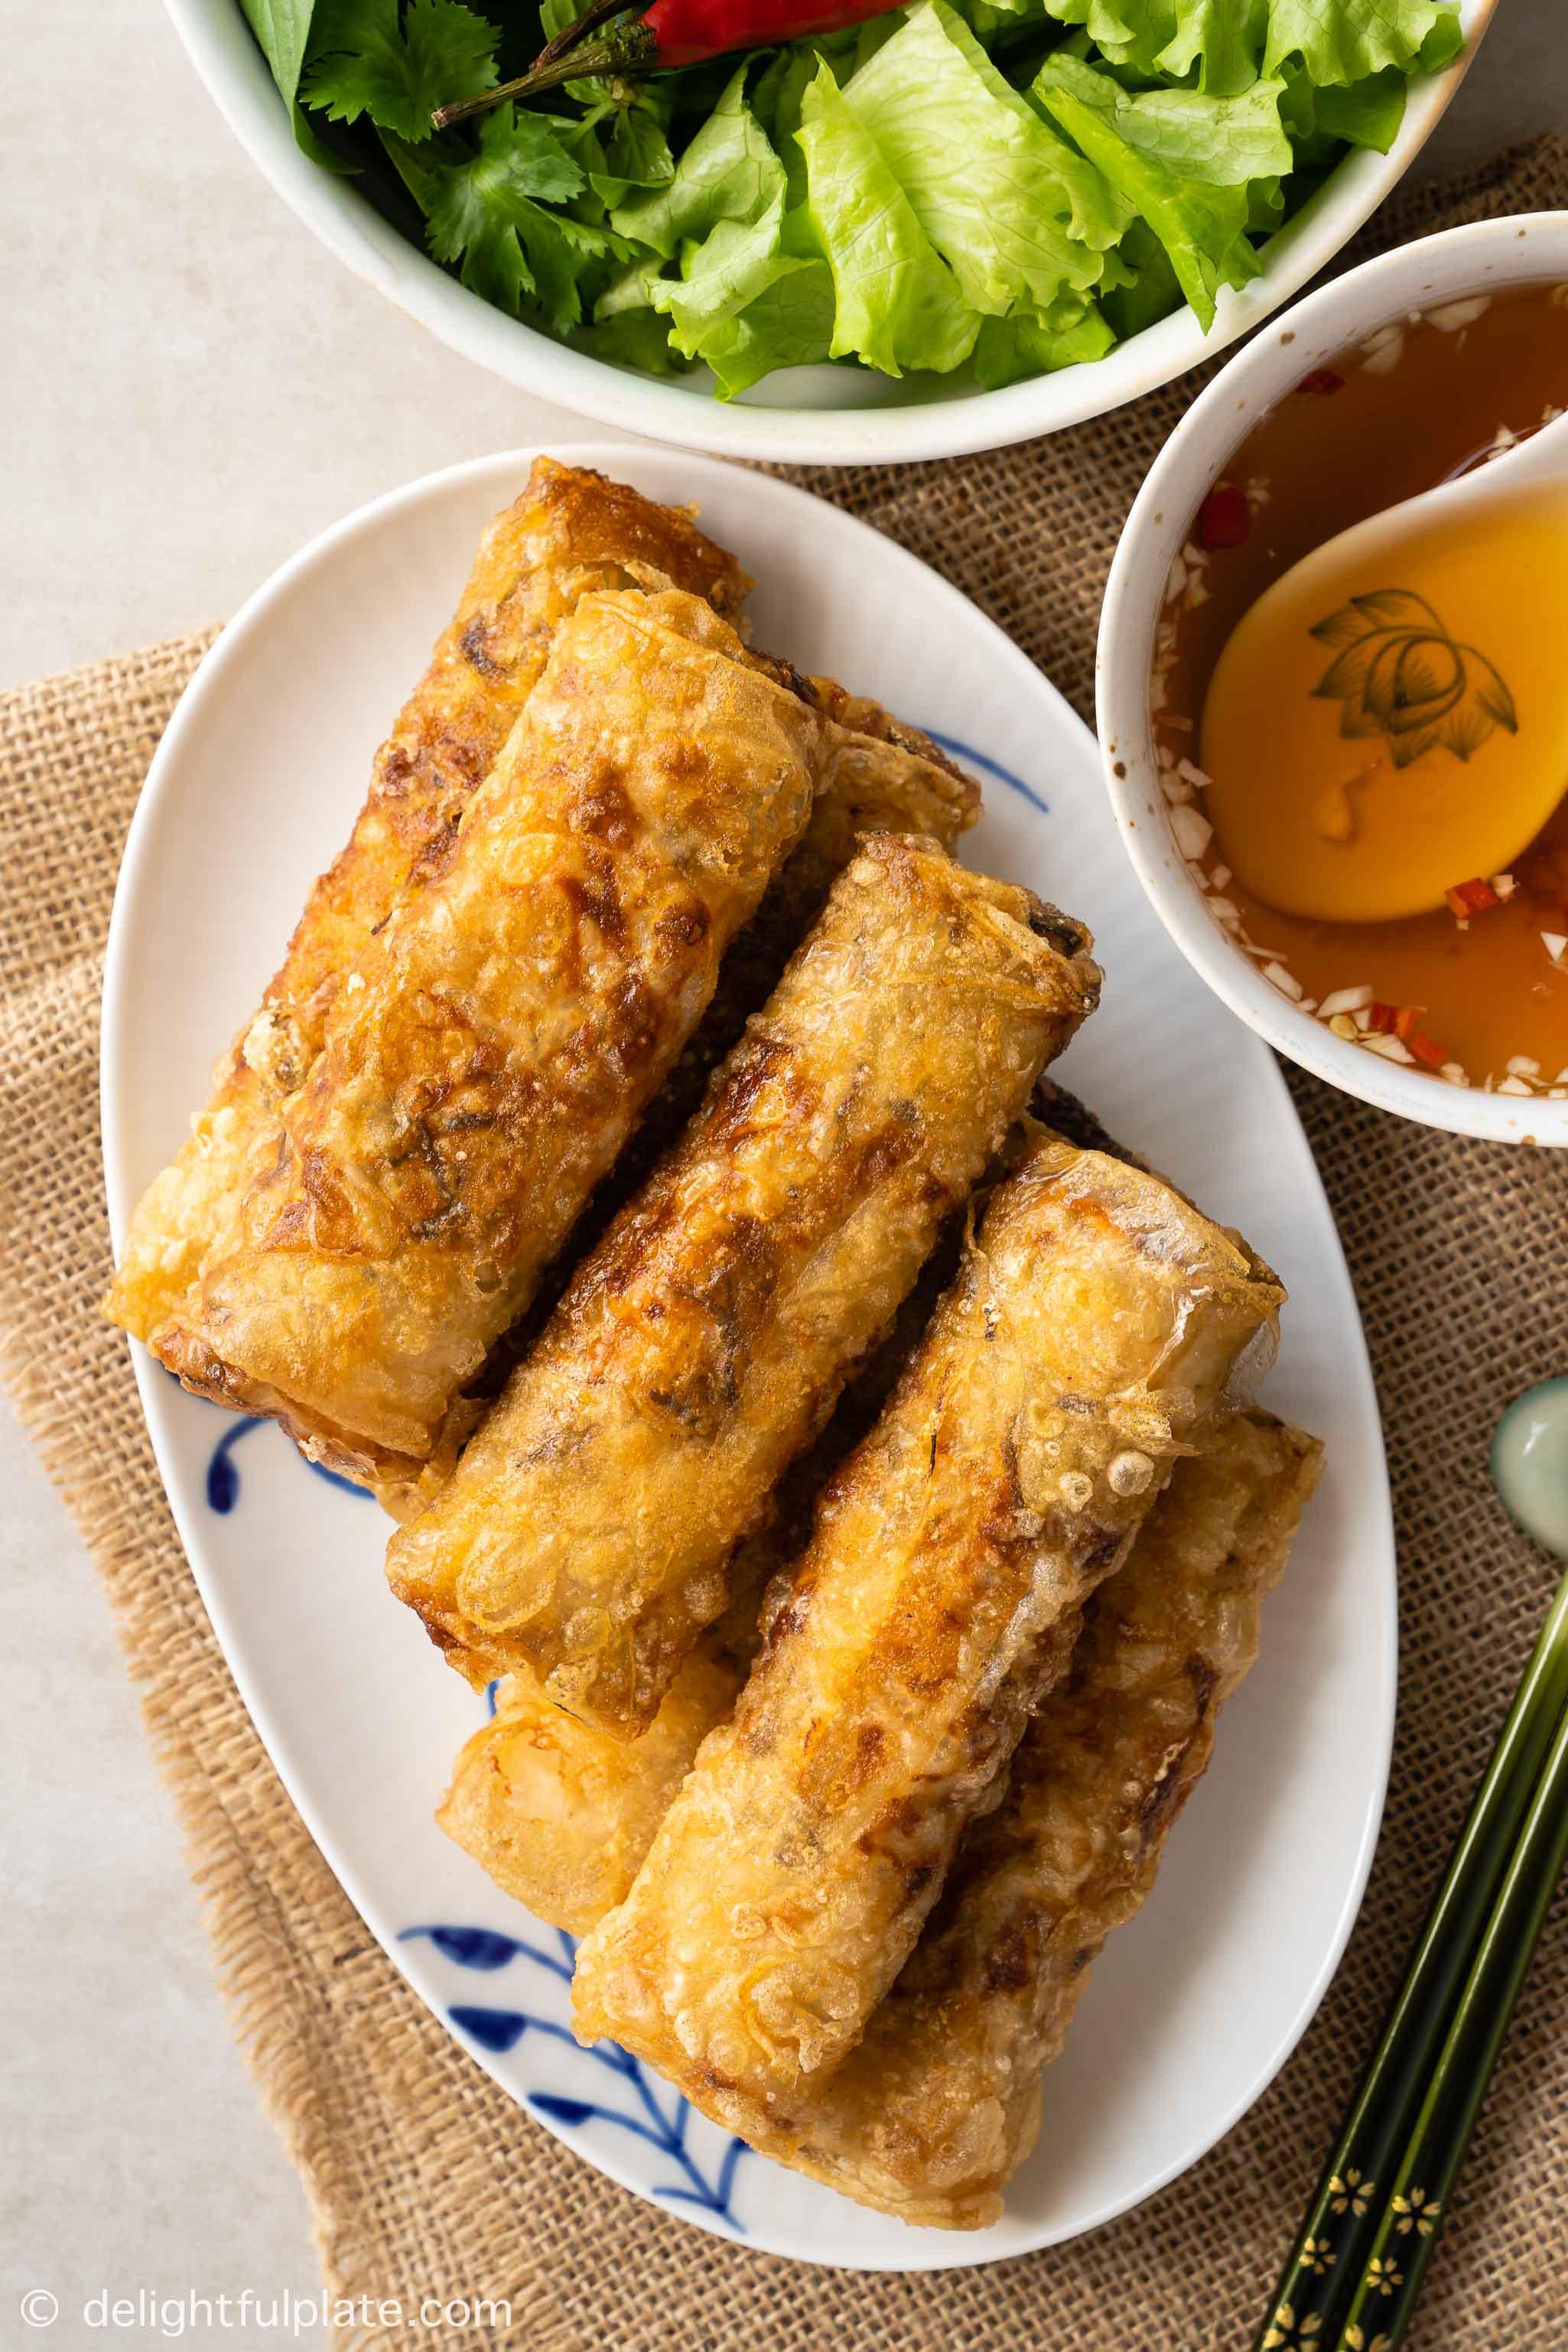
[2,135,1565,2352]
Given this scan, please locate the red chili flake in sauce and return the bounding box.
[1444,877,1499,919]
[1365,1002,1399,1035]
[1409,1032,1450,1071]
[1296,368,1346,396]
[1198,482,1251,549]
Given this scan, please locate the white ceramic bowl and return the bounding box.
[1098,211,1568,1147]
[166,0,1493,464]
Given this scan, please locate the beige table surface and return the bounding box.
[2,5,1560,2345]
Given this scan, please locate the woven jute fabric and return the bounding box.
[5,132,1568,2352]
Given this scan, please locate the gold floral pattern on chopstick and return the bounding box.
[1261,2302,1322,2348]
[1390,2186,1440,2237]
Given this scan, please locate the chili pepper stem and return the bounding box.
[431,23,654,128]
[530,0,634,74]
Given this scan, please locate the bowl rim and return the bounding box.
[1098,208,1568,1147]
[164,0,1495,465]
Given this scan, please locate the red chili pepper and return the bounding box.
[1296,368,1346,396]
[1197,482,1250,551]
[1444,877,1499,919]
[433,0,897,122]
[1409,1030,1449,1071]
[1365,1001,1398,1035]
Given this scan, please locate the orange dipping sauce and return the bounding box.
[1152,281,1568,1099]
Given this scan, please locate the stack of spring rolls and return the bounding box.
[108,460,1322,2231]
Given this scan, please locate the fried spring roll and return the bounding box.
[435,1226,965,1931]
[364,693,982,1526]
[150,590,824,1471]
[449,698,983,1378]
[106,460,750,1348]
[570,1138,1284,2134]
[356,683,981,1522]
[782,1409,1323,2227]
[438,1574,771,1941]
[388,842,1100,1733]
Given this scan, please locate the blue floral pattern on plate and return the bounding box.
[400,1924,750,2229]
[204,1411,378,1512]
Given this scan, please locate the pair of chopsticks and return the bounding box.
[1254,1562,1568,2349]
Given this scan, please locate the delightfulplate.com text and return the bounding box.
[19,2286,513,2337]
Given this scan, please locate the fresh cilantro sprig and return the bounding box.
[288,1,645,340]
[388,106,634,333]
[302,0,501,142]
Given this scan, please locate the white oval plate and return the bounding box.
[102,447,1394,2271]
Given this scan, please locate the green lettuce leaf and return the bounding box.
[1041,0,1265,93]
[1263,0,1462,84]
[302,0,499,142]
[595,252,674,319]
[795,61,980,376]
[603,70,834,394]
[973,295,1116,388]
[1075,73,1293,184]
[1097,213,1184,338]
[1030,40,1294,184]
[752,46,834,211]
[613,67,783,255]
[657,203,792,348]
[584,104,677,210]
[1040,0,1459,91]
[1313,66,1409,150]
[1276,53,1411,155]
[652,210,831,384]
[1033,54,1259,330]
[836,0,1126,319]
[1147,1,1269,94]
[696,258,839,396]
[945,0,1056,38]
[574,309,691,374]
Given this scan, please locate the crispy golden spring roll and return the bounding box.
[446,699,982,1382]
[388,842,1100,1734]
[370,701,981,1527]
[150,590,824,1472]
[570,1138,1284,2136]
[438,1571,770,1940]
[106,460,750,1348]
[782,1410,1323,2227]
[435,1225,965,1931]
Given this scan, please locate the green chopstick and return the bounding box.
[1253,1560,1568,2351]
[1329,1678,1568,2349]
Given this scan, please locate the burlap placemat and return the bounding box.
[5,130,1568,2352]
